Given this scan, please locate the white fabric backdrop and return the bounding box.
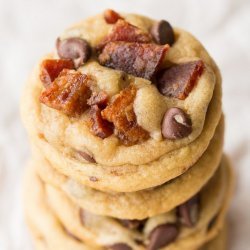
[0,0,249,249]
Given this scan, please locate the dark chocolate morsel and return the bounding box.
[119,219,146,230]
[162,107,192,140]
[56,37,91,68]
[177,195,200,227]
[108,243,132,250]
[76,150,96,163]
[151,20,175,45]
[147,223,179,250]
[89,176,98,182]
[79,209,85,226]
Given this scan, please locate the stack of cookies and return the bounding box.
[21,9,234,250]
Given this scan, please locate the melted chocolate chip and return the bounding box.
[79,209,84,225]
[76,150,96,163]
[56,37,91,68]
[162,107,192,140]
[108,243,132,250]
[177,195,200,227]
[89,176,98,182]
[151,20,175,45]
[148,223,179,250]
[119,219,146,230]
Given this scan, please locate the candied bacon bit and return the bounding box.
[89,105,113,139]
[39,59,74,88]
[98,42,169,80]
[87,91,109,109]
[104,9,123,24]
[96,19,152,51]
[102,85,149,145]
[39,69,91,116]
[157,60,205,100]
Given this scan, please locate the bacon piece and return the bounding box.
[157,60,205,100]
[98,42,169,80]
[87,91,109,109]
[39,59,74,88]
[89,105,113,139]
[104,9,123,24]
[40,69,91,116]
[97,19,152,51]
[102,85,149,145]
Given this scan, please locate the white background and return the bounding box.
[0,0,249,249]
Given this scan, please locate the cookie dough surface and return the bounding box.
[21,13,222,189]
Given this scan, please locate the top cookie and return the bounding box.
[22,10,221,167]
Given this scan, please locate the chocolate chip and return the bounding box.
[89,176,98,182]
[177,195,200,227]
[108,243,132,250]
[79,209,85,225]
[151,20,175,45]
[147,223,179,250]
[156,60,204,100]
[56,37,91,68]
[119,219,146,230]
[162,107,192,140]
[76,150,96,163]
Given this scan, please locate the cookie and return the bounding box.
[24,156,233,250]
[33,117,224,219]
[42,158,229,249]
[202,224,227,250]
[21,11,222,192]
[46,160,226,249]
[24,166,100,250]
[31,225,227,250]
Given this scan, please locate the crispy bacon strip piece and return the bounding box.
[102,85,149,145]
[87,91,109,109]
[89,105,113,139]
[98,42,169,80]
[97,19,152,50]
[40,69,91,116]
[39,59,74,88]
[157,60,205,100]
[104,9,123,24]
